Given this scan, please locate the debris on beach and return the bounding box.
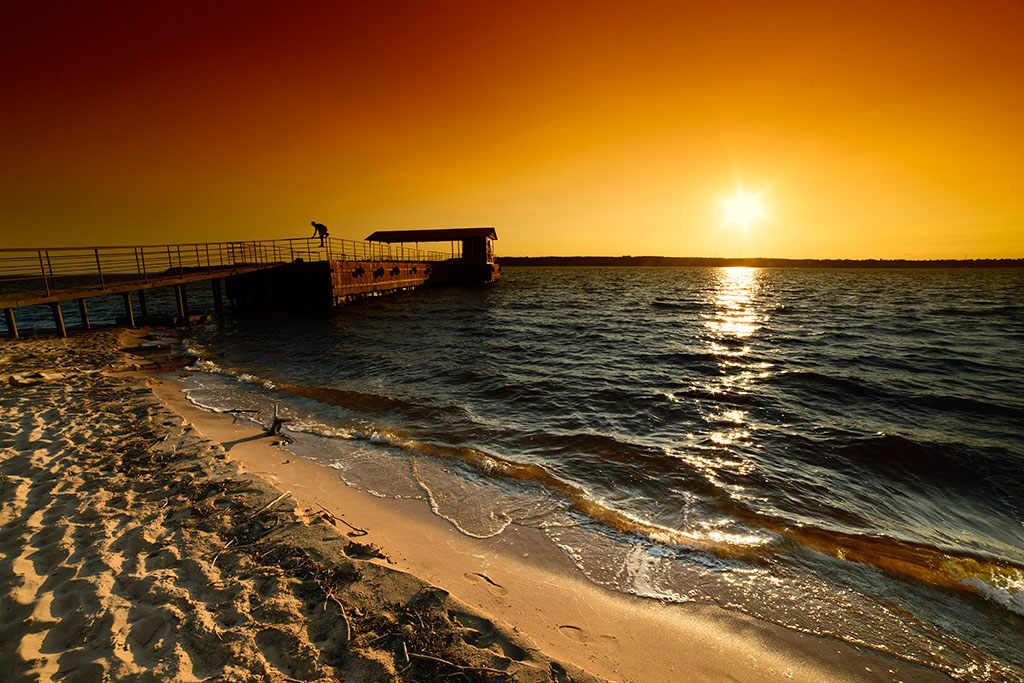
[6,370,68,386]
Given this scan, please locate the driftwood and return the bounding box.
[211,538,235,566]
[317,580,352,645]
[245,491,292,521]
[268,404,290,435]
[408,652,508,676]
[316,501,368,537]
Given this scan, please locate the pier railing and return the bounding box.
[295,238,450,265]
[0,237,451,295]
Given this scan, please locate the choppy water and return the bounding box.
[94,267,1024,680]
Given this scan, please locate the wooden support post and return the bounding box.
[138,289,149,319]
[211,278,224,318]
[181,285,190,319]
[174,284,190,323]
[4,308,17,339]
[174,285,186,322]
[122,292,136,328]
[78,298,90,329]
[51,302,66,338]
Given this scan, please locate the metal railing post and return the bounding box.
[39,250,50,296]
[46,251,56,287]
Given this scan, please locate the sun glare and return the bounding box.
[721,189,764,229]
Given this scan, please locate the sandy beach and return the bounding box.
[0,327,952,682]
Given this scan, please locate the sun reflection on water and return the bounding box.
[706,267,761,341]
[695,267,768,456]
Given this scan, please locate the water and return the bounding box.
[132,268,1024,679]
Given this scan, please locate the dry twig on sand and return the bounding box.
[316,579,352,644]
[408,652,509,676]
[315,501,368,537]
[244,491,292,521]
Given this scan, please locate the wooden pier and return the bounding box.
[1,229,498,337]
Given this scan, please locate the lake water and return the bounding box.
[36,266,1022,680]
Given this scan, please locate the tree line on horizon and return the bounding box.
[496,256,1024,268]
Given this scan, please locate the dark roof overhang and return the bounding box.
[364,227,497,243]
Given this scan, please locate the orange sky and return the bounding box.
[2,0,1022,258]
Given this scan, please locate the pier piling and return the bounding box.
[50,302,66,338]
[4,308,17,339]
[174,284,190,323]
[122,292,136,328]
[78,298,90,329]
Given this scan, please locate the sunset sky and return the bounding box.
[2,0,1022,258]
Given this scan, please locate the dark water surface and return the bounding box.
[171,267,1023,680]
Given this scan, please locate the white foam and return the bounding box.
[188,359,225,374]
[958,567,1024,617]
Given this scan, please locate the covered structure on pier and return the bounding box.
[364,227,499,285]
[365,227,497,265]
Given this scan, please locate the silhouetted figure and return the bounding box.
[311,221,329,247]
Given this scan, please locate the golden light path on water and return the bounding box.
[704,267,763,449]
[663,267,769,548]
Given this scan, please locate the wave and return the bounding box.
[186,357,479,424]
[828,433,1023,493]
[775,524,1024,617]
[407,423,1024,616]
[637,350,720,365]
[927,304,1024,319]
[651,299,706,311]
[911,392,1024,422]
[768,369,889,401]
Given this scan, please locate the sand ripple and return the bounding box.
[0,330,592,683]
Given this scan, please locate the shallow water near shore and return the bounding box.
[170,266,1024,681]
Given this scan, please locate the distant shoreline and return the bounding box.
[498,256,1024,268]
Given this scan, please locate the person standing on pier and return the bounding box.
[311,221,329,247]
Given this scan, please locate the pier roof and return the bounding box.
[364,227,497,243]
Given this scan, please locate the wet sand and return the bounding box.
[0,327,951,682]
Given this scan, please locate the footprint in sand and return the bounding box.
[463,571,508,596]
[449,610,528,661]
[557,625,591,644]
[556,625,616,647]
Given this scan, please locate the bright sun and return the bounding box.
[722,189,764,229]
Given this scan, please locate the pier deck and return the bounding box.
[2,230,497,338]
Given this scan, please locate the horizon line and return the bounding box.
[497,255,1024,266]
